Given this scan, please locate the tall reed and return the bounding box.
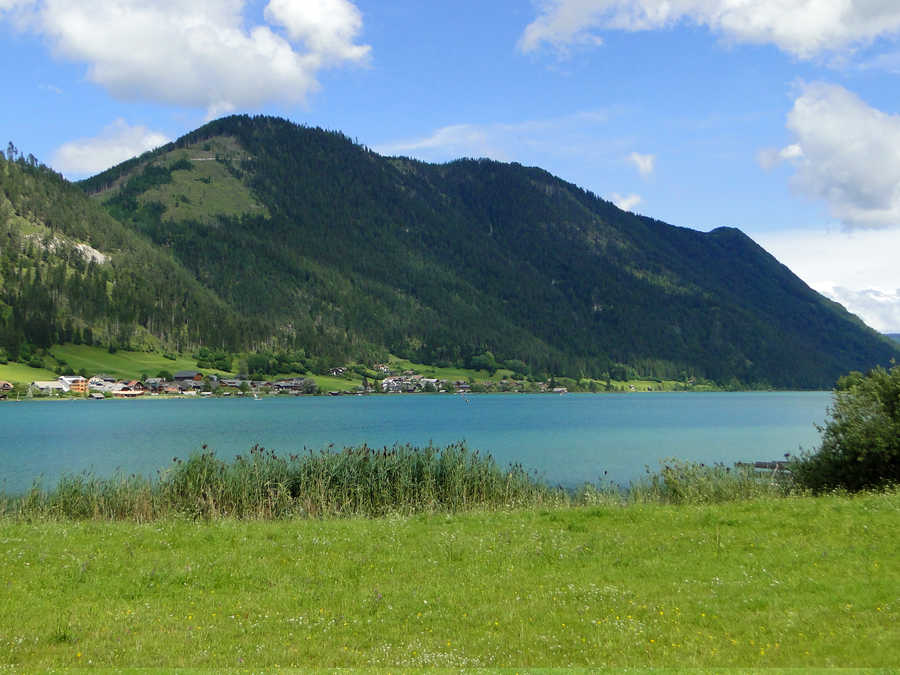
[3,442,565,520]
[624,458,794,504]
[1,448,801,521]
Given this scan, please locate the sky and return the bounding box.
[2,0,900,332]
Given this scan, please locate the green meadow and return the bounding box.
[49,344,219,380]
[2,344,698,394]
[0,360,58,384]
[1,491,897,669]
[132,145,269,224]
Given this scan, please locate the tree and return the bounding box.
[471,351,498,374]
[792,365,900,492]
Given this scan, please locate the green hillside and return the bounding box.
[2,117,895,388]
[0,154,262,368]
[78,115,897,388]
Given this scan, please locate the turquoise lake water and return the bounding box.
[0,392,830,494]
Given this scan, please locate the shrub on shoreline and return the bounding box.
[791,365,900,493]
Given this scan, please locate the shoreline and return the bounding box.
[1,387,829,403]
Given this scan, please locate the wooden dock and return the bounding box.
[736,461,791,471]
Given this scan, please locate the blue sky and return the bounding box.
[2,0,900,331]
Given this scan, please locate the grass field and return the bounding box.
[1,491,896,669]
[386,357,693,392]
[0,360,58,384]
[49,345,231,381]
[389,356,503,382]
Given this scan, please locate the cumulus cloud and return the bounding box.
[519,0,900,58]
[627,151,654,176]
[755,226,900,331]
[265,0,368,62]
[761,82,900,229]
[827,287,900,333]
[51,119,170,178]
[0,0,369,117]
[609,192,641,211]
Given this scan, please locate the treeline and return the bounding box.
[0,153,258,360]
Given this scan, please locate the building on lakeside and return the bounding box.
[58,376,88,394]
[30,380,68,395]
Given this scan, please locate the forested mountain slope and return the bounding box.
[5,115,893,388]
[77,115,899,388]
[0,153,255,361]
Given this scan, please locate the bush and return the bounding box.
[792,365,900,492]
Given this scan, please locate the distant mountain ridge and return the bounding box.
[3,115,897,388]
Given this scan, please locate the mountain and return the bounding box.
[4,115,897,388]
[887,334,900,344]
[0,151,257,361]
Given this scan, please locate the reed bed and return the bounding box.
[2,442,567,520]
[623,458,794,504]
[1,445,801,521]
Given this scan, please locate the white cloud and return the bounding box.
[51,119,170,178]
[827,287,900,333]
[609,192,641,211]
[378,124,496,159]
[0,0,32,12]
[265,0,368,63]
[761,82,900,229]
[519,1,900,58]
[756,143,802,170]
[754,226,900,331]
[627,151,654,176]
[374,110,613,163]
[0,0,369,117]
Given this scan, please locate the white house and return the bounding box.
[31,380,68,394]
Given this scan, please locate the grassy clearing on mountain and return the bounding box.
[0,360,58,383]
[48,345,214,380]
[131,147,268,224]
[1,491,896,669]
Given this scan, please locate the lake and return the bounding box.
[0,392,830,494]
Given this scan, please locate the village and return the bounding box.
[0,368,570,400]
